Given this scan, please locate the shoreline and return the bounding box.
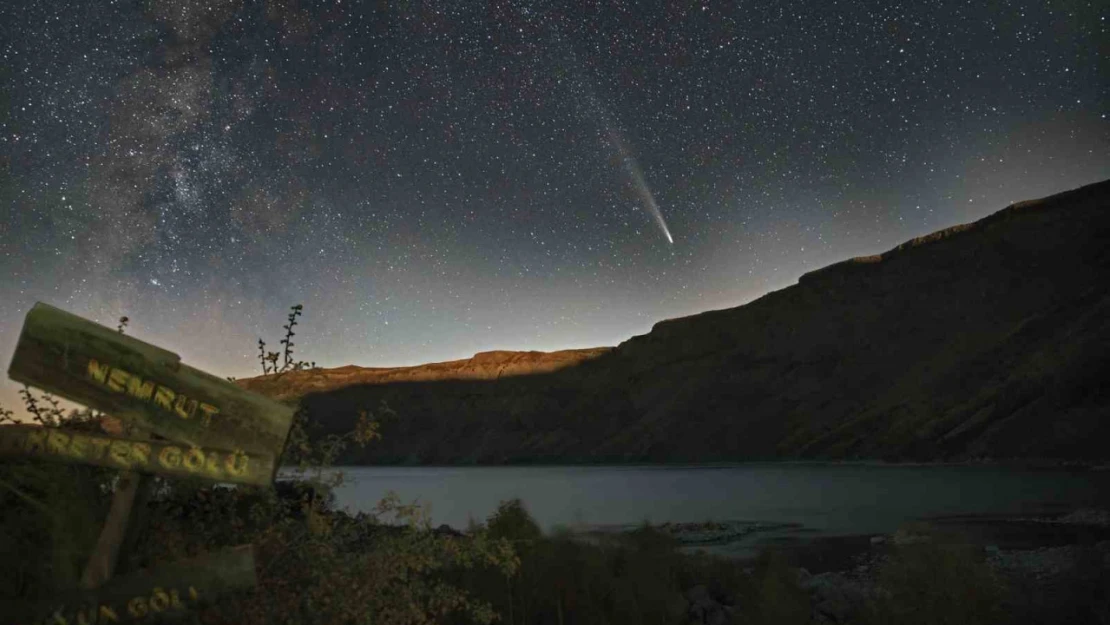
[314,458,1110,472]
[529,507,1110,574]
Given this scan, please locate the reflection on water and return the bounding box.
[319,463,1110,545]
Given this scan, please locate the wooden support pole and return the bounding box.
[116,473,155,575]
[80,470,143,590]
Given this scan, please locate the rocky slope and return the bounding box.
[238,180,1110,464]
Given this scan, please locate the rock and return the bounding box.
[685,584,714,605]
[1051,508,1110,527]
[988,545,1084,579]
[870,535,886,546]
[804,573,865,624]
[795,567,812,585]
[685,585,727,625]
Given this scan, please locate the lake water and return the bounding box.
[324,464,1110,552]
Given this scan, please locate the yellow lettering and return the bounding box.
[25,429,47,453]
[87,437,111,460]
[107,368,130,392]
[183,448,205,472]
[204,451,224,476]
[225,450,250,476]
[173,395,198,420]
[126,596,147,618]
[109,441,131,467]
[158,446,182,469]
[197,403,220,426]
[126,376,155,401]
[98,605,120,622]
[169,588,182,608]
[47,431,71,456]
[149,588,169,612]
[69,433,89,459]
[154,386,175,411]
[87,359,110,384]
[131,442,151,467]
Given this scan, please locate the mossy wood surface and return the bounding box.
[0,424,277,486]
[3,545,257,624]
[7,303,295,466]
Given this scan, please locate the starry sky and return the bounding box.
[1,0,1108,416]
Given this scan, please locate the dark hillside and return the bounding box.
[239,180,1110,464]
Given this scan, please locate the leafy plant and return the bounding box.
[0,388,115,600]
[258,304,316,376]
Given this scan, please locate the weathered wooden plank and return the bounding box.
[0,425,276,487]
[6,303,295,468]
[3,545,257,625]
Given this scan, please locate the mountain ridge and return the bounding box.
[238,180,1110,464]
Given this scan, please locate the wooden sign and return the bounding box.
[7,303,295,472]
[4,545,257,625]
[0,424,277,487]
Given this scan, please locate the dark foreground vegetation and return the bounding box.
[3,461,1109,625]
[2,403,1109,624]
[4,303,1108,624]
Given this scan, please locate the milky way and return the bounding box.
[1,0,1107,416]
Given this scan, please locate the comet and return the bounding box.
[604,127,674,245]
[547,23,674,245]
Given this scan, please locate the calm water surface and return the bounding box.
[324,464,1110,544]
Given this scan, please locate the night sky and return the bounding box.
[1,0,1108,416]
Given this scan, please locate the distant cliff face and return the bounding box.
[237,348,612,402]
[238,180,1110,464]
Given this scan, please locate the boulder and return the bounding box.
[684,585,731,625]
[803,572,865,624]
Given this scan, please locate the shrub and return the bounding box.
[0,393,116,600]
[867,541,1007,625]
[0,307,519,625]
[740,550,811,625]
[486,498,543,547]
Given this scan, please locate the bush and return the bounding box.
[740,550,811,625]
[0,397,116,600]
[0,307,518,625]
[453,508,757,625]
[867,541,1007,625]
[486,498,543,547]
[0,458,114,599]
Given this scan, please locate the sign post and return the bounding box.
[3,302,297,623]
[0,424,279,487]
[8,302,295,467]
